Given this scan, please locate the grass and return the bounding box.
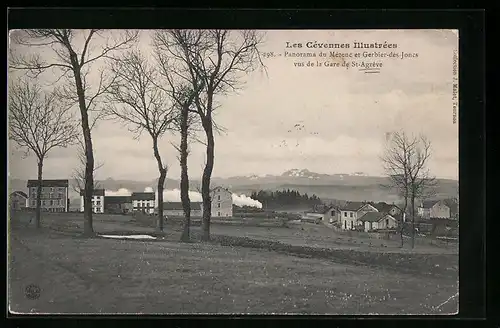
[8,212,458,315]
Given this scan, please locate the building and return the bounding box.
[131,192,155,214]
[370,202,402,218]
[204,186,233,218]
[339,202,378,230]
[27,179,69,212]
[418,200,451,219]
[104,196,132,214]
[80,189,105,213]
[160,202,203,218]
[443,198,459,220]
[322,205,341,224]
[359,212,398,232]
[9,191,28,210]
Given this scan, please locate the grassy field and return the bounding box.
[8,212,458,315]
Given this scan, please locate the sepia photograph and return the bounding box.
[7,29,459,315]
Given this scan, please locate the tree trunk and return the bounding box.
[153,137,166,232]
[35,159,43,229]
[71,56,95,236]
[201,118,215,242]
[411,194,416,249]
[400,196,408,248]
[180,105,191,242]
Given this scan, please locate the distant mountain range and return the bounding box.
[9,169,458,205]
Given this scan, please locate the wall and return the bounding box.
[163,209,203,217]
[431,201,451,218]
[80,195,104,213]
[29,186,68,212]
[322,208,340,224]
[133,200,155,214]
[377,216,398,230]
[210,188,233,217]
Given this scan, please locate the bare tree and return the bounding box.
[153,32,206,242]
[71,136,104,195]
[8,79,78,228]
[381,131,436,249]
[153,29,265,241]
[104,50,175,232]
[9,29,139,236]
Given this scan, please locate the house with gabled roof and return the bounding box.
[339,201,378,230]
[9,191,28,210]
[321,205,341,225]
[417,200,450,219]
[358,212,398,232]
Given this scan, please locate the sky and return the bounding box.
[8,29,459,182]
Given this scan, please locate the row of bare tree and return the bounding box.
[8,29,265,241]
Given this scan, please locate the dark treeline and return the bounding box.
[250,189,323,209]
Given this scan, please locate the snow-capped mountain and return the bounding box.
[281,169,322,179]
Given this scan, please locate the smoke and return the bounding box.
[232,193,263,208]
[105,188,132,196]
[103,187,263,208]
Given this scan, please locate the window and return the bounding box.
[51,187,54,192]
[218,195,220,201]
[96,201,101,205]
[49,193,54,198]
[217,203,221,208]
[59,192,64,198]
[49,200,53,206]
[331,210,335,216]
[32,187,36,193]
[344,221,347,229]
[386,218,389,226]
[344,212,347,217]
[350,212,353,218]
[218,212,221,217]
[32,200,36,207]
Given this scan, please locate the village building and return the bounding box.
[27,179,69,212]
[204,186,233,218]
[160,202,203,218]
[80,189,105,213]
[339,201,378,230]
[358,212,398,232]
[104,196,133,214]
[131,192,155,214]
[9,191,28,210]
[321,205,341,224]
[417,200,451,219]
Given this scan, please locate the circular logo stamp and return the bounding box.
[24,284,41,300]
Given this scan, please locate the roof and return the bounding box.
[80,189,105,196]
[421,200,439,208]
[359,212,395,222]
[161,202,203,210]
[104,196,132,204]
[27,179,69,187]
[131,192,155,201]
[211,186,231,194]
[340,201,367,211]
[322,205,340,214]
[370,202,398,213]
[11,191,28,199]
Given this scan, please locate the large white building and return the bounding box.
[131,192,155,214]
[80,189,105,213]
[205,186,233,218]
